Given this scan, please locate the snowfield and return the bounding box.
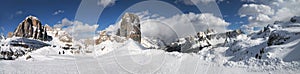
[1,38,300,74]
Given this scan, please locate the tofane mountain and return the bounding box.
[11,16,52,41]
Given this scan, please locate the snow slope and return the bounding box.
[0,41,299,74]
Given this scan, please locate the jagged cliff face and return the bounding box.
[119,13,141,43]
[164,29,244,53]
[13,16,52,41]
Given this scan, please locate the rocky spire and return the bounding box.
[118,13,141,43]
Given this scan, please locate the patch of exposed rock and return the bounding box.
[95,30,126,44]
[290,16,300,23]
[96,31,110,45]
[7,32,14,38]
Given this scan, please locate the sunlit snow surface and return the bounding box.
[0,39,299,74]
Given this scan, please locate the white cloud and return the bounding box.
[104,24,119,35]
[271,1,300,21]
[162,12,229,35]
[134,11,229,42]
[54,18,99,39]
[240,25,254,33]
[239,4,274,17]
[238,0,300,33]
[240,0,255,2]
[16,11,23,15]
[104,11,229,43]
[97,0,116,7]
[175,0,195,5]
[249,14,272,22]
[52,10,64,15]
[141,21,179,44]
[10,10,24,19]
[175,0,225,5]
[134,11,165,21]
[64,22,99,39]
[53,18,73,28]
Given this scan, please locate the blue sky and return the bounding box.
[0,0,251,35]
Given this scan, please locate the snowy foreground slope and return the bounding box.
[0,39,299,74]
[1,17,300,74]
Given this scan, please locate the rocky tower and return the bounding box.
[119,13,141,43]
[13,16,52,41]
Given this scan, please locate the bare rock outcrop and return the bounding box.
[290,16,300,23]
[96,31,110,44]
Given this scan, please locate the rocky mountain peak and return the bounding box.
[25,16,40,27]
[12,16,52,41]
[96,13,142,45]
[118,13,141,43]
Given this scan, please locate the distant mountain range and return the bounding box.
[0,13,300,67]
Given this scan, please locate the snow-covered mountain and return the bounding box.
[226,16,300,62]
[97,14,300,62]
[90,15,300,73]
[0,16,81,60]
[162,29,244,53]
